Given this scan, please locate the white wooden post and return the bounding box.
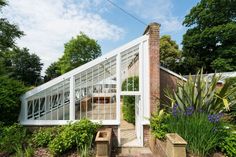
[22,98,27,121]
[116,54,121,145]
[116,54,121,122]
[70,76,75,121]
[139,42,144,146]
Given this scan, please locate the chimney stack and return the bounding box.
[143,22,161,114]
[143,22,161,150]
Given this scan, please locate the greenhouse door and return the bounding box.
[135,95,142,146]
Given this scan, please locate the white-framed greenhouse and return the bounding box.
[20,34,151,146]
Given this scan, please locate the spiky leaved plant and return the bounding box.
[165,69,236,114]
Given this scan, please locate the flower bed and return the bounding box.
[151,70,236,157]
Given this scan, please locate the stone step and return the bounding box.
[116,147,154,157]
[116,153,154,157]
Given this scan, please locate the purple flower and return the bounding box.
[208,113,224,123]
[185,106,194,116]
[172,104,179,117]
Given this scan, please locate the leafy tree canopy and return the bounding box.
[44,62,61,82]
[3,48,43,86]
[160,35,181,71]
[58,33,101,74]
[182,0,236,74]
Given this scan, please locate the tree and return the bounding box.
[5,48,43,86]
[44,62,61,82]
[0,0,23,53]
[58,33,101,74]
[182,0,236,74]
[0,0,24,76]
[0,76,27,125]
[160,35,181,71]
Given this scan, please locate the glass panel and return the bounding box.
[26,79,70,120]
[34,99,39,119]
[27,100,33,119]
[121,45,139,92]
[75,56,117,120]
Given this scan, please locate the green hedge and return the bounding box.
[121,76,139,124]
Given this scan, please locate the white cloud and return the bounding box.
[3,0,124,74]
[125,0,183,33]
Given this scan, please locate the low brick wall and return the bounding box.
[143,125,150,147]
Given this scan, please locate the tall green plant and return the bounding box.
[167,112,225,157]
[165,70,236,114]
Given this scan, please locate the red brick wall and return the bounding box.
[160,69,184,106]
[143,125,150,147]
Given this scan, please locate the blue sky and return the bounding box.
[3,0,199,74]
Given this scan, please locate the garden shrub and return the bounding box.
[0,123,27,153]
[32,127,60,147]
[150,110,170,140]
[220,132,236,157]
[49,119,100,155]
[122,76,139,124]
[0,76,27,125]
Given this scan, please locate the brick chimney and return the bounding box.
[143,22,161,114]
[143,22,161,150]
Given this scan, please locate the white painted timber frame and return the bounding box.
[19,35,150,127]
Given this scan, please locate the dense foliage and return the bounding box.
[220,131,236,157]
[165,70,236,114]
[48,119,100,155]
[3,48,43,85]
[32,127,61,148]
[44,62,61,82]
[150,110,170,140]
[0,124,28,154]
[0,76,27,124]
[160,35,181,71]
[121,76,139,124]
[181,0,236,74]
[0,119,100,156]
